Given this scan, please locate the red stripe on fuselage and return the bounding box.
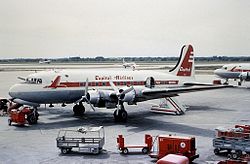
[230,69,250,72]
[52,80,180,88]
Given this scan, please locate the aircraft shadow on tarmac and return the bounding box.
[11,105,226,138]
[187,105,235,112]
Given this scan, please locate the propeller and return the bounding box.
[109,81,134,102]
[76,78,96,111]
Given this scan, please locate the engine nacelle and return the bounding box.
[239,72,250,81]
[86,90,100,105]
[86,90,117,108]
[121,89,136,103]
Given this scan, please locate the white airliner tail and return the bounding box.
[169,45,195,78]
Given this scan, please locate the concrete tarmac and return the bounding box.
[0,69,250,164]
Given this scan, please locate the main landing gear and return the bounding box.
[113,102,128,122]
[223,79,229,85]
[73,103,85,116]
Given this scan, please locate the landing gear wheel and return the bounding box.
[113,110,119,121]
[238,81,242,86]
[142,147,149,154]
[223,79,229,85]
[122,148,129,154]
[27,113,38,124]
[120,110,127,122]
[73,104,85,116]
[114,110,127,122]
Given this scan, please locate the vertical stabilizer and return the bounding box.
[47,76,61,88]
[169,45,195,77]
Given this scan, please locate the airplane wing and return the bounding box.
[183,81,217,86]
[142,85,232,97]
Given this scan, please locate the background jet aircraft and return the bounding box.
[214,63,250,86]
[9,45,229,122]
[39,59,51,64]
[122,58,137,70]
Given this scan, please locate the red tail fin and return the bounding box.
[48,76,61,88]
[169,45,194,77]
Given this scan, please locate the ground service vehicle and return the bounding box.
[117,134,153,154]
[215,125,250,139]
[56,126,105,154]
[213,125,250,160]
[218,159,248,164]
[149,135,199,161]
[213,138,250,159]
[8,106,38,126]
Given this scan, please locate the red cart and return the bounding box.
[117,134,153,154]
[8,106,38,126]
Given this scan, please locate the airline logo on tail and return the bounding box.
[177,45,194,76]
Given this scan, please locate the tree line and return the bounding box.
[0,56,250,63]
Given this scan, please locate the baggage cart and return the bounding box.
[117,134,152,154]
[56,126,105,154]
[213,138,250,159]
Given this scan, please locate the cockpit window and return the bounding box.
[25,77,42,84]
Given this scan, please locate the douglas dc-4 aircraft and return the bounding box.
[214,63,250,86]
[8,45,229,123]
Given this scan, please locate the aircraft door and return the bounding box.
[145,77,155,88]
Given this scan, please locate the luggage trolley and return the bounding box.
[56,126,105,154]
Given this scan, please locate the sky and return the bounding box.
[0,0,250,59]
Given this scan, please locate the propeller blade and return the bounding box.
[85,78,89,95]
[88,101,96,111]
[121,86,134,95]
[83,96,96,111]
[109,81,119,93]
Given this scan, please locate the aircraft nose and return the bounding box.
[214,69,219,75]
[214,69,223,77]
[8,84,20,98]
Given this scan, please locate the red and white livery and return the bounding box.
[9,45,228,122]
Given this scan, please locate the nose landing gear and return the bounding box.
[113,102,128,122]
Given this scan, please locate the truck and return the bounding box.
[213,125,250,160]
[149,135,199,161]
[213,138,250,159]
[56,126,105,154]
[215,125,250,139]
[217,159,248,164]
[8,106,39,126]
